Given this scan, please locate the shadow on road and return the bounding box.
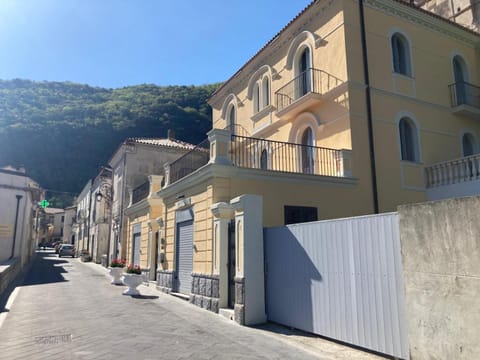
[131,295,159,300]
[22,251,70,286]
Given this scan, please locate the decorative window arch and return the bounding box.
[452,54,470,106]
[221,93,241,133]
[461,131,477,157]
[390,31,412,77]
[227,103,236,134]
[247,65,274,115]
[398,116,420,162]
[288,112,321,143]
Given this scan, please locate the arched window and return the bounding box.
[253,84,260,113]
[262,77,270,107]
[301,127,314,174]
[227,104,236,134]
[462,133,477,157]
[391,33,412,76]
[453,55,469,105]
[399,117,419,162]
[296,47,312,97]
[260,149,268,170]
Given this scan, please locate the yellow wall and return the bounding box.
[342,0,480,211]
[125,200,163,268]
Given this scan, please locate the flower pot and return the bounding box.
[121,273,143,295]
[108,267,124,285]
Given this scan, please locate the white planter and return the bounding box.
[122,273,143,295]
[109,267,124,285]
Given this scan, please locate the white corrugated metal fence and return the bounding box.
[264,213,409,359]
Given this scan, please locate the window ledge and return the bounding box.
[392,72,414,80]
[400,160,424,166]
[251,105,275,122]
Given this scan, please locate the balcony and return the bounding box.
[165,129,352,187]
[168,138,210,184]
[449,81,480,119]
[425,154,480,201]
[230,135,350,177]
[132,181,150,204]
[275,68,344,119]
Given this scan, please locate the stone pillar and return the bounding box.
[207,128,232,165]
[230,194,266,326]
[163,163,171,187]
[148,175,164,196]
[336,149,352,177]
[211,202,235,309]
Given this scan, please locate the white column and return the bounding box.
[207,128,232,165]
[230,194,266,326]
[211,202,235,309]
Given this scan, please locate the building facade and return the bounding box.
[107,136,195,265]
[152,0,480,320]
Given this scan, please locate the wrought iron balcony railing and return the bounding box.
[449,81,480,109]
[275,68,343,112]
[169,138,210,184]
[132,181,150,204]
[230,135,344,177]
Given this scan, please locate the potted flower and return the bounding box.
[80,250,92,262]
[108,259,126,285]
[121,264,143,295]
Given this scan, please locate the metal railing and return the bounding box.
[132,181,149,204]
[169,138,210,184]
[230,135,343,177]
[425,153,480,188]
[275,68,344,112]
[449,81,480,109]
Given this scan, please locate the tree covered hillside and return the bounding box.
[0,79,220,206]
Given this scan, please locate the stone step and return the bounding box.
[219,308,234,321]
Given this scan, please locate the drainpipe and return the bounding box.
[358,0,379,214]
[10,194,23,260]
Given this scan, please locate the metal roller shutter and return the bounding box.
[175,220,193,295]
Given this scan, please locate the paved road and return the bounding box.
[0,251,322,360]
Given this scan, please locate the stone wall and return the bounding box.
[156,269,174,293]
[0,258,21,297]
[399,196,480,359]
[189,273,219,313]
[234,277,245,325]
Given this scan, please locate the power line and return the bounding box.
[43,188,78,196]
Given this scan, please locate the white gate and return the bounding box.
[264,213,409,359]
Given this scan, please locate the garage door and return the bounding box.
[175,220,193,295]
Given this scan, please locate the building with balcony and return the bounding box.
[107,134,195,266]
[152,0,480,316]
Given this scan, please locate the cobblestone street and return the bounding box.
[0,251,323,360]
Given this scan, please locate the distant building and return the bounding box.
[62,205,76,245]
[0,166,43,265]
[42,207,65,244]
[89,166,112,264]
[107,135,195,265]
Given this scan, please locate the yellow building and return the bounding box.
[124,175,164,282]
[153,0,480,319]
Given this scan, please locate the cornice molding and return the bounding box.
[158,163,358,204]
[364,0,480,47]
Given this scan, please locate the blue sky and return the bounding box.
[0,1,312,88]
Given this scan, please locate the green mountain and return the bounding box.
[0,79,220,207]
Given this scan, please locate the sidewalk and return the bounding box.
[83,260,385,360]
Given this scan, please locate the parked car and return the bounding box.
[58,244,75,258]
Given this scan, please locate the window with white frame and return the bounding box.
[252,75,271,114]
[399,117,420,162]
[227,103,236,134]
[391,33,412,77]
